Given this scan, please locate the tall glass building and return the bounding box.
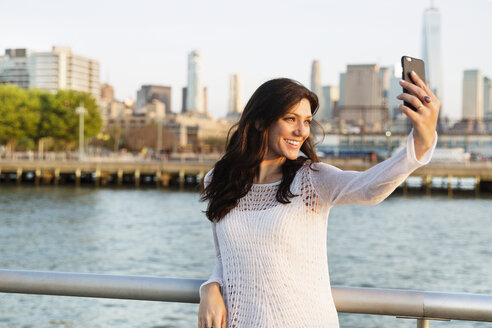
[310,60,325,119]
[422,7,443,104]
[185,50,204,114]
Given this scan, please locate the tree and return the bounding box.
[30,88,55,156]
[0,85,40,154]
[0,86,102,154]
[50,90,102,151]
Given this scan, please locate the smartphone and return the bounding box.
[401,56,426,111]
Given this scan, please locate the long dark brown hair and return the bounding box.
[201,78,321,222]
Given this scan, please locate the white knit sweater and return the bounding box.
[200,130,437,328]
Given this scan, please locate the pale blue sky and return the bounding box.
[1,0,491,119]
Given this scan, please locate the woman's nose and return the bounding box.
[294,122,309,137]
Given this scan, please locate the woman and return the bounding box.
[198,73,439,328]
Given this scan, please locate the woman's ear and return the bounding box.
[254,120,264,131]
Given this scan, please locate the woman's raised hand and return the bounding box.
[198,283,227,328]
[397,71,440,160]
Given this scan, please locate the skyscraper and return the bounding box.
[388,64,403,119]
[422,6,443,104]
[484,77,492,120]
[343,65,384,107]
[310,60,325,119]
[185,50,204,113]
[228,74,243,115]
[338,73,346,107]
[462,70,484,120]
[182,86,207,114]
[337,64,388,131]
[322,86,339,120]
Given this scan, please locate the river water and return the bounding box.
[0,186,491,328]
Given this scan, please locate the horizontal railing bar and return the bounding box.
[1,269,492,322]
[0,269,201,303]
[332,287,492,322]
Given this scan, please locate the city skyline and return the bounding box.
[1,0,491,119]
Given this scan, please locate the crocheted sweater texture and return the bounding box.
[200,130,437,328]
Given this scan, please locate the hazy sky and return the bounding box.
[1,0,491,119]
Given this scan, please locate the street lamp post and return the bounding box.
[76,103,88,161]
[156,115,163,159]
[385,130,392,158]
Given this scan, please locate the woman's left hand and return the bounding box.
[397,71,440,160]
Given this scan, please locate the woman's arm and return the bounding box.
[198,222,226,328]
[199,222,224,297]
[198,170,227,328]
[311,130,437,206]
[199,169,224,296]
[311,71,440,206]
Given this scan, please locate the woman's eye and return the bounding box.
[284,117,295,122]
[305,120,312,125]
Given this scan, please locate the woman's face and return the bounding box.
[266,98,312,161]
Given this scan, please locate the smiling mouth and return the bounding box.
[285,139,301,147]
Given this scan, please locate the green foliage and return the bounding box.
[16,137,35,150]
[0,85,102,151]
[50,90,102,142]
[0,85,40,145]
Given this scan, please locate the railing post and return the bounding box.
[54,168,60,185]
[35,169,41,185]
[179,170,185,189]
[134,169,140,187]
[75,168,81,187]
[162,172,170,187]
[423,175,432,195]
[417,318,430,328]
[94,169,101,187]
[16,167,22,184]
[117,169,123,186]
[156,170,162,188]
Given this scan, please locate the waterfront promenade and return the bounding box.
[1,158,491,193]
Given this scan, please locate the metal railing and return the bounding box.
[1,269,492,327]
